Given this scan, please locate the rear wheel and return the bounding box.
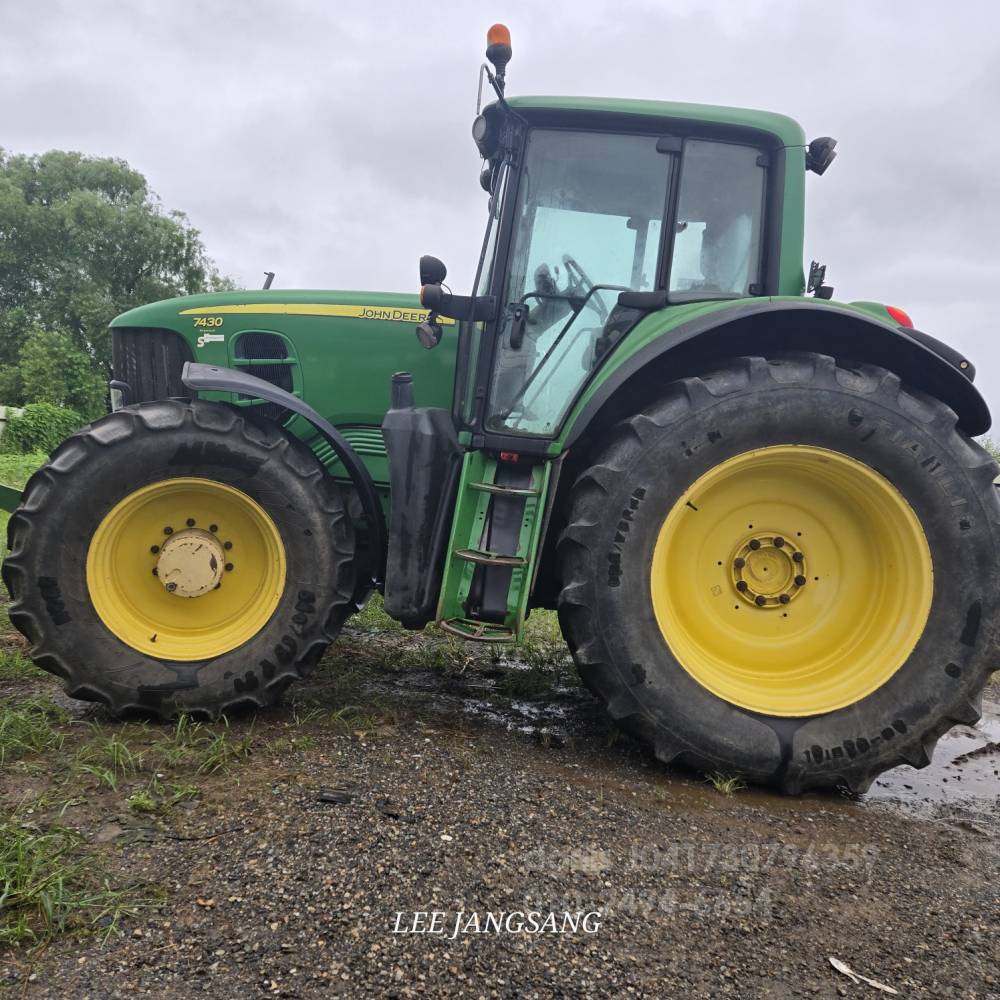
[557,354,1000,793]
[3,399,356,718]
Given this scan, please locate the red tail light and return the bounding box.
[886,305,913,328]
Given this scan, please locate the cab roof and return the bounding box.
[506,95,806,148]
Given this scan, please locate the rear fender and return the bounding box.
[561,298,989,449]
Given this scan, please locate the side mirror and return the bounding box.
[806,136,837,176]
[419,255,447,286]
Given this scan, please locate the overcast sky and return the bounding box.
[4,1,1000,420]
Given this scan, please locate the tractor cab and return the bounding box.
[416,26,811,452]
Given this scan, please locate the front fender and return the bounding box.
[560,298,990,446]
[182,362,387,592]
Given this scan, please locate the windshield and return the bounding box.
[488,129,670,435]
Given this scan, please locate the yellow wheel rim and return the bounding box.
[650,445,933,716]
[86,478,286,661]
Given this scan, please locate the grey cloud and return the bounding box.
[3,0,999,416]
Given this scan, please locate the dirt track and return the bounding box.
[1,623,998,999]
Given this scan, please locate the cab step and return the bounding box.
[437,618,517,641]
[453,548,528,567]
[436,452,551,643]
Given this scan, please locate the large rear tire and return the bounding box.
[3,399,356,718]
[557,354,1000,793]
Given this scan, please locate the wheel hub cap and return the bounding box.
[731,533,807,608]
[156,529,226,598]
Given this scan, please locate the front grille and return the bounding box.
[235,332,288,360]
[112,328,193,403]
[233,332,295,424]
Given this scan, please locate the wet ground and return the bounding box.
[3,621,999,997]
[330,625,1000,830]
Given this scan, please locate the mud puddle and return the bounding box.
[863,701,1000,822]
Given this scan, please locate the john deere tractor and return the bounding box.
[4,25,998,794]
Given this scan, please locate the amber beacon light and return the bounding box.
[486,23,512,92]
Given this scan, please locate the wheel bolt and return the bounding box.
[736,580,748,592]
[225,563,234,572]
[779,594,790,605]
[186,518,196,527]
[794,575,807,587]
[163,526,173,535]
[773,536,784,547]
[209,524,218,533]
[755,595,767,606]
[734,557,746,569]
[749,539,761,550]
[792,551,804,563]
[152,567,158,576]
[166,582,177,592]
[223,541,233,551]
[150,545,160,554]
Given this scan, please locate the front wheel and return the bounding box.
[557,354,1000,793]
[3,399,357,718]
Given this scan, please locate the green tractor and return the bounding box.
[4,25,998,794]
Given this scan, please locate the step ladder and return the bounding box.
[436,451,551,642]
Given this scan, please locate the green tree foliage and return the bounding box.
[1,403,84,455]
[0,148,231,406]
[18,329,106,418]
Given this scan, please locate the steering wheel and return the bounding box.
[561,254,609,323]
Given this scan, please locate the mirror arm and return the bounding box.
[421,284,497,323]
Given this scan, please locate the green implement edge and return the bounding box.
[0,484,22,514]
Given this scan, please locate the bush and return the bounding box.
[18,329,107,420]
[1,403,83,455]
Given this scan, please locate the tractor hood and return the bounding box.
[111,288,438,330]
[109,289,460,474]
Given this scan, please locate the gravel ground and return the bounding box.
[2,629,998,999]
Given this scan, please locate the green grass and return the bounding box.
[0,647,43,681]
[0,452,46,490]
[352,593,402,631]
[0,697,67,765]
[0,823,146,945]
[705,772,746,795]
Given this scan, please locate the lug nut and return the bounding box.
[223,541,233,551]
[773,536,784,547]
[794,575,807,587]
[779,594,790,605]
[734,557,745,569]
[163,526,173,535]
[749,539,761,550]
[166,582,177,592]
[736,580,748,592]
[150,545,160,554]
[225,563,234,572]
[152,567,158,576]
[792,551,804,563]
[755,595,767,606]
[186,518,196,527]
[209,524,218,533]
